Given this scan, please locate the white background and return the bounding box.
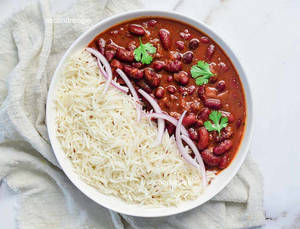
[0,0,299,228]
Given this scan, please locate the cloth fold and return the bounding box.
[0,0,265,228]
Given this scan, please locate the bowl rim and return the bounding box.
[46,9,254,217]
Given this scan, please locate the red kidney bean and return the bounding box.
[236,119,242,129]
[200,36,209,43]
[187,85,196,95]
[104,50,116,62]
[152,61,165,71]
[204,98,222,109]
[180,75,189,85]
[188,128,199,141]
[205,86,217,97]
[195,119,204,127]
[116,48,134,62]
[148,19,157,26]
[123,65,133,75]
[177,74,189,86]
[214,126,233,143]
[151,76,160,87]
[189,38,200,50]
[132,62,144,69]
[110,59,123,70]
[182,51,193,64]
[190,101,201,113]
[201,148,221,166]
[167,85,177,94]
[130,68,144,79]
[197,85,206,101]
[169,51,182,61]
[179,31,192,40]
[209,75,217,83]
[213,139,233,155]
[97,38,106,55]
[144,68,160,87]
[166,122,176,135]
[219,154,229,169]
[198,107,211,121]
[178,86,188,96]
[106,39,119,51]
[127,41,136,51]
[218,62,229,73]
[220,111,234,123]
[136,80,152,93]
[144,68,155,81]
[167,75,173,82]
[159,29,171,50]
[216,80,226,92]
[174,71,189,85]
[182,113,197,127]
[165,60,183,73]
[197,127,209,150]
[206,44,215,60]
[128,24,145,36]
[175,40,185,50]
[155,87,165,99]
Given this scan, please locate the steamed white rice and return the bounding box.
[55,50,215,206]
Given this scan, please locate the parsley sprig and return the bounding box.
[191,61,215,85]
[133,37,156,64]
[204,111,228,135]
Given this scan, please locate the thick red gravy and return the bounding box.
[88,17,246,171]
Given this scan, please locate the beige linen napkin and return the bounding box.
[0,0,265,228]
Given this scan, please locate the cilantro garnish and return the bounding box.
[133,37,156,64]
[204,111,228,135]
[191,61,215,85]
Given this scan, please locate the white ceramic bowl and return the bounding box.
[46,10,253,217]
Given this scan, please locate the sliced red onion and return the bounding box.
[176,111,199,168]
[97,58,128,93]
[138,89,165,146]
[86,48,112,94]
[181,134,207,187]
[116,68,141,122]
[144,112,188,136]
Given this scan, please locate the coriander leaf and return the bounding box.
[190,60,215,85]
[210,110,221,123]
[133,38,156,64]
[219,116,228,130]
[204,111,228,135]
[143,43,156,54]
[195,76,209,85]
[204,121,215,132]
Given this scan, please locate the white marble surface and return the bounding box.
[0,0,300,228]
